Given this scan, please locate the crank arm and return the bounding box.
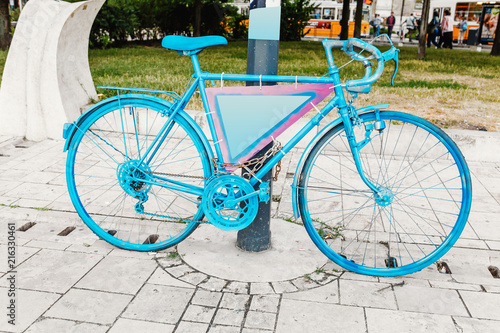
[225,190,260,207]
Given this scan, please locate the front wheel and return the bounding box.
[66,97,212,251]
[298,111,472,276]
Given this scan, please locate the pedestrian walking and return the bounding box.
[370,14,383,37]
[405,13,417,42]
[457,16,467,45]
[427,11,441,48]
[416,17,422,38]
[440,9,453,49]
[386,12,396,38]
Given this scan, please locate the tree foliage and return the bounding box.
[280,0,318,41]
[68,0,247,48]
[68,0,318,47]
[91,0,140,46]
[225,6,248,40]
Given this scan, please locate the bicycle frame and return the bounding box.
[118,46,385,198]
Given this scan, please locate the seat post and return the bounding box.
[190,54,202,77]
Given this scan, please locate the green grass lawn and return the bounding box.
[1,41,499,130]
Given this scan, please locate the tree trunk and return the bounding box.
[491,17,500,56]
[0,0,11,51]
[354,0,363,38]
[417,0,430,59]
[194,0,201,37]
[340,0,350,40]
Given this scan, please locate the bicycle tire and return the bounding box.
[298,111,472,276]
[66,97,212,251]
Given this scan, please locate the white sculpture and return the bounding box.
[0,0,105,141]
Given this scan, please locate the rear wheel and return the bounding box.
[298,111,472,276]
[66,97,212,251]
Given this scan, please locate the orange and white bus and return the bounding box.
[306,1,371,38]
[233,0,371,39]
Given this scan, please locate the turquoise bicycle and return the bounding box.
[62,35,472,276]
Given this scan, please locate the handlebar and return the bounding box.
[322,36,400,93]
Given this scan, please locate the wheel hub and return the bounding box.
[117,160,152,198]
[374,188,394,206]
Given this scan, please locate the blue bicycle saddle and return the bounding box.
[162,35,227,54]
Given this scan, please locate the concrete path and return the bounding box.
[0,126,499,333]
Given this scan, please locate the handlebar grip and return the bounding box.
[345,39,383,61]
[343,39,385,89]
[322,37,400,92]
[346,63,384,90]
[322,39,346,50]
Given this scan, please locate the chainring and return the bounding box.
[201,175,259,231]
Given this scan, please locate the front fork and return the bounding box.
[339,105,385,195]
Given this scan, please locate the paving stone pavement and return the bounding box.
[0,133,500,333]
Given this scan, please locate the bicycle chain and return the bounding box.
[136,205,196,224]
[140,140,283,210]
[128,141,283,221]
[213,140,283,181]
[144,170,209,180]
[130,141,283,181]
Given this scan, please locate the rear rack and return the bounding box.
[98,86,181,102]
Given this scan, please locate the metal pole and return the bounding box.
[237,0,280,252]
[400,0,406,43]
[237,142,274,251]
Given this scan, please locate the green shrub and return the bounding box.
[69,0,247,48]
[280,0,318,41]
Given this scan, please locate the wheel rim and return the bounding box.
[66,99,211,251]
[299,111,471,276]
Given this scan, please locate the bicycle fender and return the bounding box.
[62,94,214,164]
[62,96,122,152]
[63,94,170,152]
[291,104,389,219]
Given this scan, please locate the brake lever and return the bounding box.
[390,51,399,87]
[382,47,400,86]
